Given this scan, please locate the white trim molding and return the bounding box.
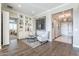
[73,45,79,48]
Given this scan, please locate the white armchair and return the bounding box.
[37,31,48,42]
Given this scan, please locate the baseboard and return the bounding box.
[0,45,1,49]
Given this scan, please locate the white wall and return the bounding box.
[53,19,60,38]
[0,3,1,49]
[61,22,72,36]
[3,11,9,45]
[73,5,79,48]
[34,4,79,48]
[0,5,9,48]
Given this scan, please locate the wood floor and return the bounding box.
[0,39,79,56]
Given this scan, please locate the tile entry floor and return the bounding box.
[55,36,72,44]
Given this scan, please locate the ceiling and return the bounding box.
[53,9,72,22]
[4,3,64,16]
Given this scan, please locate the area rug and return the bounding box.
[22,39,41,48]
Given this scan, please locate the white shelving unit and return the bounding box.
[17,14,25,39]
[25,16,34,38]
[17,14,35,39]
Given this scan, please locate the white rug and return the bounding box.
[22,39,41,48]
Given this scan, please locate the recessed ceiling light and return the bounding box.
[18,4,22,8]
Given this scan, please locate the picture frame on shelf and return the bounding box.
[25,16,28,19]
[20,26,23,28]
[19,19,23,25]
[20,15,23,18]
[29,18,31,20]
[25,20,28,25]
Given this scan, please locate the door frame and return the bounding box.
[52,8,73,45]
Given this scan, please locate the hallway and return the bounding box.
[0,3,79,56]
[52,9,73,45]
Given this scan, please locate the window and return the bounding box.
[9,19,17,30]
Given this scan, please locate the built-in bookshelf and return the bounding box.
[25,16,33,37]
[17,14,34,39]
[17,14,25,39]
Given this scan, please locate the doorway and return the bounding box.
[9,17,17,41]
[52,9,73,44]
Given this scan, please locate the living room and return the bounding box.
[0,3,79,56]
